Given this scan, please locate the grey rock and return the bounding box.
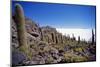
[12,50,27,65]
[12,18,19,48]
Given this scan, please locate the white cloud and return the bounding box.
[56,28,95,41]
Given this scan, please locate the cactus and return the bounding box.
[55,35,58,44]
[78,36,80,44]
[61,35,63,44]
[39,27,43,41]
[92,29,94,45]
[14,4,32,59]
[51,33,55,43]
[72,34,76,41]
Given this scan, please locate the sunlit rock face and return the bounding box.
[25,18,41,40]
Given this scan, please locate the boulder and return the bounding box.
[12,50,27,65]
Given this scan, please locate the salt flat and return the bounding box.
[56,28,95,41]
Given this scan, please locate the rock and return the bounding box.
[30,32,39,37]
[41,26,58,43]
[12,50,27,65]
[25,18,40,35]
[22,60,39,65]
[64,45,70,51]
[50,48,58,55]
[30,55,45,64]
[12,18,19,48]
[12,4,96,65]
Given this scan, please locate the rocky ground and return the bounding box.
[12,16,96,66]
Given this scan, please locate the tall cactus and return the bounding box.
[92,29,94,45]
[61,35,63,44]
[78,36,80,44]
[55,34,58,44]
[72,34,76,41]
[14,4,32,59]
[51,33,54,43]
[39,27,43,41]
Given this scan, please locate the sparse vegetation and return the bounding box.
[12,3,96,66]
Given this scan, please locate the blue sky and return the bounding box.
[12,1,96,29]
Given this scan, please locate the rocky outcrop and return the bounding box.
[12,50,27,65]
[40,26,66,45]
[12,3,96,66]
[12,19,19,48]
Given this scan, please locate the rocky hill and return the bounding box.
[11,4,96,66]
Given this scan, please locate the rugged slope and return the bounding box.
[11,4,96,66]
